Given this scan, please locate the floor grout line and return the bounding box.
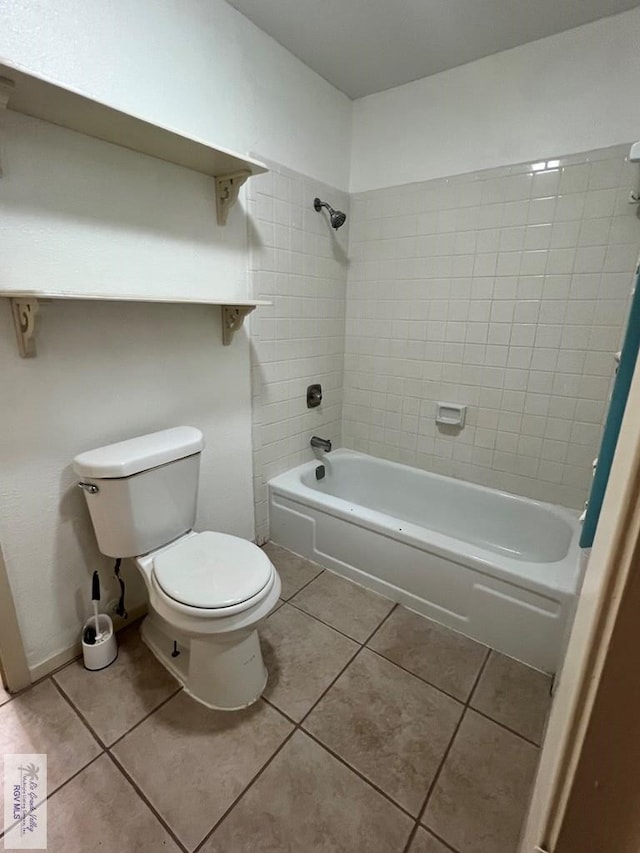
[50,676,108,750]
[279,564,325,600]
[261,543,325,602]
[469,706,543,748]
[261,694,297,725]
[190,604,405,848]
[107,685,184,749]
[296,636,364,723]
[401,823,420,853]
[411,647,493,850]
[421,826,460,852]
[296,602,399,725]
[285,593,396,645]
[364,644,473,705]
[301,727,418,822]
[402,704,468,853]
[192,608,409,850]
[53,663,183,751]
[191,727,298,853]
[106,750,190,853]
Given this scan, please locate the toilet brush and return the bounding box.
[91,570,102,641]
[81,569,117,670]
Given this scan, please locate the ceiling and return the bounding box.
[226,0,639,99]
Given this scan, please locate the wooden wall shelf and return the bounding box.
[0,59,268,224]
[0,292,271,356]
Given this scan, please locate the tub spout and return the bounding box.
[310,436,332,453]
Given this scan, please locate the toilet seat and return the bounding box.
[152,531,273,612]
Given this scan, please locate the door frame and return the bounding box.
[0,543,30,693]
[519,349,640,851]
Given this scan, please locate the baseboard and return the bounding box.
[29,604,148,683]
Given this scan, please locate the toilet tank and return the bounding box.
[73,427,204,558]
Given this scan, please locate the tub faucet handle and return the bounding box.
[310,436,332,453]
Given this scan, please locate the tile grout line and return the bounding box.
[297,602,400,725]
[261,694,297,725]
[403,817,460,853]
[51,662,191,849]
[301,727,418,823]
[50,676,107,750]
[107,685,184,749]
[281,567,549,739]
[105,750,190,853]
[263,598,400,732]
[193,603,401,851]
[52,666,183,752]
[469,706,543,749]
[191,727,298,853]
[406,647,493,853]
[364,643,478,705]
[279,565,325,602]
[269,569,545,852]
[261,544,325,601]
[421,826,461,853]
[286,594,395,645]
[1,631,179,844]
[362,624,544,747]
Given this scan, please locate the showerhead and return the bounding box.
[330,209,347,229]
[314,197,347,230]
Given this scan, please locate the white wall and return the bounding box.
[0,0,351,671]
[0,300,255,669]
[350,9,640,193]
[0,112,249,299]
[1,0,351,191]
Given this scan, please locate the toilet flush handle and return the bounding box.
[77,482,99,495]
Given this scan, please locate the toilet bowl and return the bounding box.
[73,427,281,710]
[136,531,281,709]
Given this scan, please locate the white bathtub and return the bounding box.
[268,449,582,672]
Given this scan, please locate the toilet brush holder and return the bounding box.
[81,614,117,671]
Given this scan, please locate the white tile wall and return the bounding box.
[344,144,639,509]
[248,160,349,542]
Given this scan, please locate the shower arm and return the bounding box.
[313,198,333,214]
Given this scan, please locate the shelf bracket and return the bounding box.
[221,305,254,345]
[10,297,40,358]
[215,170,251,225]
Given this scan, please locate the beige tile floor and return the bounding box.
[0,543,552,853]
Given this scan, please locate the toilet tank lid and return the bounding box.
[73,427,204,478]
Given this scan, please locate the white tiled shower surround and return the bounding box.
[248,161,349,542]
[344,144,638,509]
[248,144,638,537]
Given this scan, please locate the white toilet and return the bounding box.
[73,426,281,710]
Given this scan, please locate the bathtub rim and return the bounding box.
[268,448,582,600]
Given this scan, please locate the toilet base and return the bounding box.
[141,615,268,711]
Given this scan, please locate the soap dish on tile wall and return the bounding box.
[436,402,467,428]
